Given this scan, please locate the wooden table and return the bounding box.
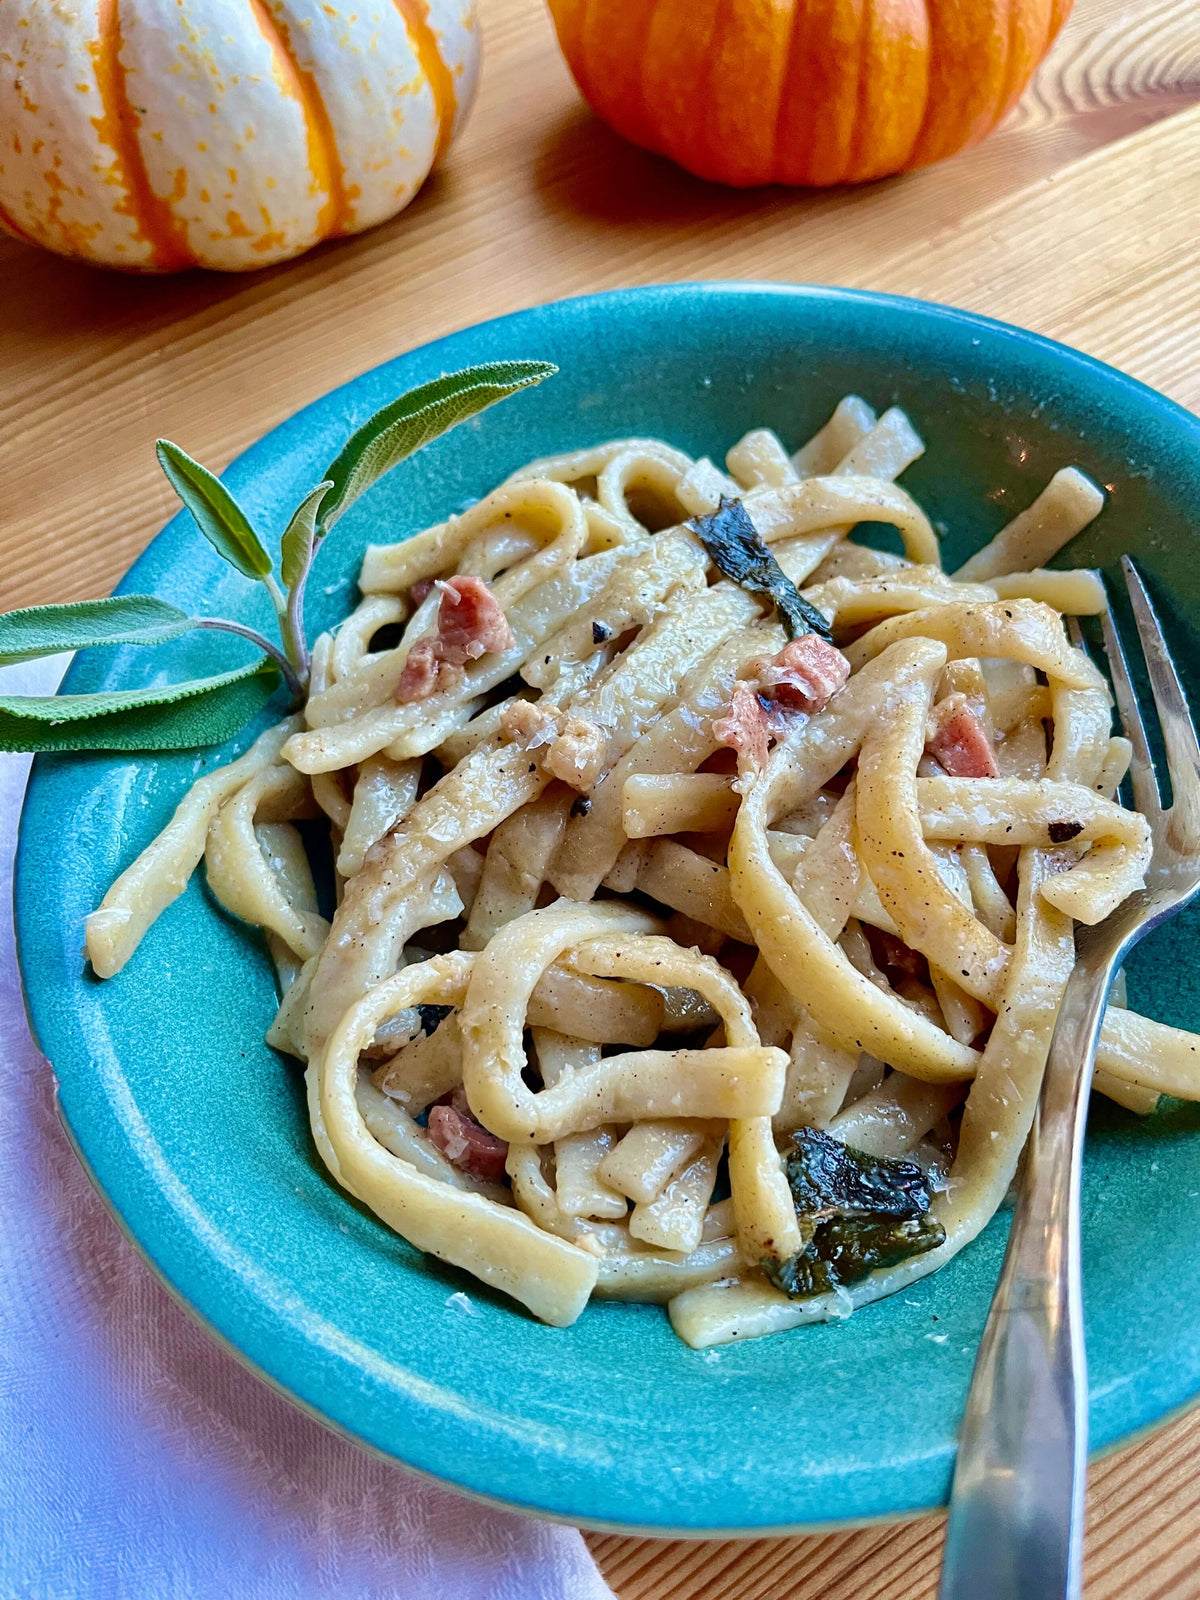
[3,0,1199,1593]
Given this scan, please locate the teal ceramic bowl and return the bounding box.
[16,284,1200,1534]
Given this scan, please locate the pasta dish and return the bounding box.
[84,395,1200,1348]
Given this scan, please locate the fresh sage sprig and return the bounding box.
[0,661,279,754]
[0,359,556,754]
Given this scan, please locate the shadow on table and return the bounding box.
[0,163,460,350]
[528,104,877,241]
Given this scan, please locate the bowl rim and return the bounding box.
[40,277,1200,631]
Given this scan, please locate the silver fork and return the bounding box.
[939,556,1200,1600]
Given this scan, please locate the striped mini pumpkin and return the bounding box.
[0,0,477,271]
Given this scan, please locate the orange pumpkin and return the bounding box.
[546,0,1073,188]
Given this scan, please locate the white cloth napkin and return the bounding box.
[0,657,614,1600]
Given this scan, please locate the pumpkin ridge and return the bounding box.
[894,0,934,173]
[980,0,1017,144]
[846,0,874,181]
[772,0,813,184]
[906,0,952,167]
[393,0,457,163]
[996,0,1053,127]
[830,0,868,184]
[578,0,671,159]
[699,0,736,181]
[89,0,195,272]
[995,0,1023,130]
[246,0,348,241]
[633,0,671,153]
[845,0,928,182]
[977,0,1016,143]
[781,0,870,187]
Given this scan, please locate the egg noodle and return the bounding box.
[86,396,1200,1348]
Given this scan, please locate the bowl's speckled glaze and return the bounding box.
[16,284,1200,1533]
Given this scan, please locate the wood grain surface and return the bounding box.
[2,0,1199,1594]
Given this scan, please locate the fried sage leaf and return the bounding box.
[763,1214,946,1299]
[762,1127,945,1299]
[686,496,833,641]
[417,1004,452,1037]
[783,1126,933,1221]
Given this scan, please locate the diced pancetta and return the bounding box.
[927,693,1000,778]
[396,640,442,701]
[396,575,515,702]
[713,684,771,772]
[712,634,850,772]
[435,576,515,663]
[755,634,851,714]
[427,1098,509,1183]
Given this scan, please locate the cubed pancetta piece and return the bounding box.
[927,693,1000,778]
[435,576,515,663]
[755,634,851,714]
[396,576,515,702]
[713,684,771,772]
[396,639,442,701]
[427,1100,509,1183]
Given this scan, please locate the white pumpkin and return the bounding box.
[0,0,478,271]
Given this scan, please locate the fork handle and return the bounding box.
[939,945,1121,1600]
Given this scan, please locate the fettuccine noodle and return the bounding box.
[87,395,1190,1347]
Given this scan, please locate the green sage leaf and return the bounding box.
[280,480,334,590]
[0,659,279,753]
[319,360,557,532]
[156,440,273,580]
[0,596,195,665]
